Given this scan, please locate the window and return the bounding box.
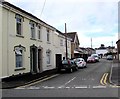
[60,39,63,46]
[46,49,51,64]
[30,21,35,39]
[38,25,41,40]
[47,30,50,42]
[15,48,23,68]
[16,15,23,35]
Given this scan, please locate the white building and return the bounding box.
[0,1,71,79]
[96,49,108,56]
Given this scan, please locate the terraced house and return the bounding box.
[0,1,71,79]
[116,32,120,61]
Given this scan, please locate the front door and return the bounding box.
[30,46,37,73]
[38,49,42,72]
[56,54,62,71]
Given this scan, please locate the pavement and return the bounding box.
[110,59,120,86]
[0,70,58,89]
[0,59,120,89]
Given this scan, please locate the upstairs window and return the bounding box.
[38,25,41,40]
[47,29,50,42]
[60,39,63,46]
[16,14,23,36]
[30,21,35,39]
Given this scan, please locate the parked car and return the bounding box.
[91,54,99,62]
[59,59,78,73]
[75,58,87,68]
[107,55,113,60]
[87,56,96,63]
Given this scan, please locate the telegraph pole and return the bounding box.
[90,38,92,55]
[65,23,68,59]
[112,41,113,58]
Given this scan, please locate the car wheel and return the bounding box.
[70,68,73,73]
[75,67,78,71]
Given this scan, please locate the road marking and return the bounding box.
[100,73,107,85]
[15,74,60,89]
[92,85,106,88]
[64,77,76,86]
[103,73,108,85]
[43,86,55,89]
[100,73,108,86]
[75,86,88,89]
[110,85,120,88]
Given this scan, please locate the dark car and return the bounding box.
[59,59,78,73]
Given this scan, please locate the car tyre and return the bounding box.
[70,68,73,73]
[75,67,78,71]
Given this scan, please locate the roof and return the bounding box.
[67,32,76,42]
[2,1,55,29]
[2,1,70,39]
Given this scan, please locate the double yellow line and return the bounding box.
[100,73,109,86]
[15,74,60,88]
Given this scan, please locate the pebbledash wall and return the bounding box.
[0,3,2,80]
[0,1,71,79]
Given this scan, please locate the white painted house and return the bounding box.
[0,1,71,79]
[96,49,108,56]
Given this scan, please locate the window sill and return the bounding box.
[47,64,51,67]
[38,39,42,42]
[16,35,24,38]
[15,67,26,71]
[47,42,51,44]
[30,38,36,41]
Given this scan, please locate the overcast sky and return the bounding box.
[6,0,119,48]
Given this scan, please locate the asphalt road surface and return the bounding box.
[2,59,120,98]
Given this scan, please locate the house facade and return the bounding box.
[67,32,80,58]
[0,1,71,79]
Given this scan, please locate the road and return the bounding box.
[2,59,119,98]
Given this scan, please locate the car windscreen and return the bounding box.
[62,60,68,64]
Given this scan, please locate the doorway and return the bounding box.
[30,45,37,73]
[38,49,42,72]
[56,54,62,71]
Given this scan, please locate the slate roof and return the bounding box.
[67,32,76,42]
[2,1,64,36]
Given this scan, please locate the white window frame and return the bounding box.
[16,14,23,36]
[30,21,36,39]
[60,39,63,46]
[38,25,41,40]
[47,29,50,42]
[15,48,23,68]
[46,49,51,65]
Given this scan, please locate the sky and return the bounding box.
[6,0,119,48]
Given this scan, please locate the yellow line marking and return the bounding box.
[111,85,120,88]
[100,73,107,86]
[103,73,108,85]
[16,74,60,88]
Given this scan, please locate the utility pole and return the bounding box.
[90,38,92,55]
[65,23,68,60]
[112,41,113,58]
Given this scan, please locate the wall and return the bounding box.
[0,4,2,79]
[96,49,108,56]
[1,5,71,77]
